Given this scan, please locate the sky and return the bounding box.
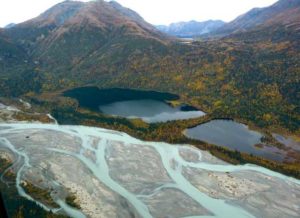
[0,0,278,27]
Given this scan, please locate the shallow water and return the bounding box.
[0,123,299,218]
[100,99,205,123]
[185,120,286,161]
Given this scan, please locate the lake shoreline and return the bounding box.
[1,89,299,180]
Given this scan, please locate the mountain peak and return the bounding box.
[8,0,168,41]
[37,0,84,26]
[3,0,171,74]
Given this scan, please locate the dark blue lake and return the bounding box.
[64,87,205,123]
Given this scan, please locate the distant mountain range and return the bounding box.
[0,0,299,130]
[156,20,225,38]
[157,0,300,39]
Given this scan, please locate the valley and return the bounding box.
[0,0,299,133]
[1,87,299,180]
[0,0,300,217]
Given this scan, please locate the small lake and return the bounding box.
[63,87,205,123]
[185,120,286,161]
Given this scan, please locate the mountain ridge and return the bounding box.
[0,0,299,131]
[209,0,300,37]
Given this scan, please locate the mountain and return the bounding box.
[7,0,167,43]
[156,20,225,38]
[210,0,300,37]
[0,0,160,95]
[0,28,41,96]
[0,0,299,131]
[4,0,171,68]
[0,29,25,62]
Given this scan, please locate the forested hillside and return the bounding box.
[0,0,299,131]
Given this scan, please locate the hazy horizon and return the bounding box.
[0,0,278,27]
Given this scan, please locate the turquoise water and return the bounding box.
[1,123,299,218]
